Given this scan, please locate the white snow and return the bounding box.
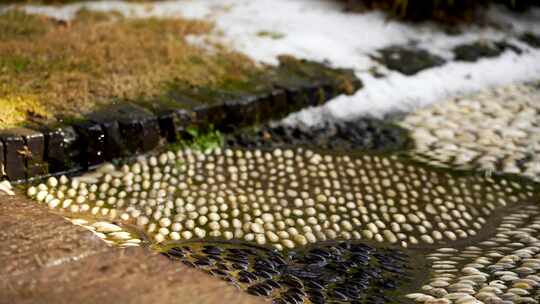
[3,0,540,125]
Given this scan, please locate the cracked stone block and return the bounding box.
[73,122,106,168]
[44,127,81,174]
[373,46,446,76]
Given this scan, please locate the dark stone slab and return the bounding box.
[87,108,130,159]
[18,128,47,178]
[270,74,322,116]
[288,84,323,111]
[192,104,228,130]
[98,120,125,159]
[73,122,106,168]
[223,94,262,131]
[174,109,197,134]
[453,41,521,62]
[88,103,161,156]
[164,86,230,131]
[44,127,81,174]
[116,104,161,153]
[148,57,361,135]
[158,112,180,143]
[137,97,198,141]
[269,89,288,118]
[0,129,30,180]
[373,46,446,75]
[273,57,362,109]
[520,32,540,48]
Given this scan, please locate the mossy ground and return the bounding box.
[0,9,263,129]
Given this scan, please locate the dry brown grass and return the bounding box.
[0,9,261,128]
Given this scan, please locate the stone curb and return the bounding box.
[0,60,362,183]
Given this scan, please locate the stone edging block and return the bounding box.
[1,60,361,182]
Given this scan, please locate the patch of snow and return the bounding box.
[3,0,540,125]
[284,49,540,125]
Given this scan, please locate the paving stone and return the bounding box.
[223,94,262,131]
[0,128,30,180]
[43,126,81,174]
[158,111,181,143]
[453,41,521,62]
[88,104,149,159]
[112,103,161,153]
[520,32,540,48]
[73,122,106,168]
[18,128,47,178]
[373,46,446,75]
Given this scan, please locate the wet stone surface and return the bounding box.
[17,83,540,304]
[372,46,446,76]
[161,240,415,304]
[19,143,540,304]
[225,118,410,153]
[42,126,81,175]
[73,122,106,169]
[452,41,521,62]
[0,128,47,180]
[520,32,540,48]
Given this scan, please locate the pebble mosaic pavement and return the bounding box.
[25,83,540,304]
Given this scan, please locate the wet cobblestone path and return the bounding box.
[22,83,540,304]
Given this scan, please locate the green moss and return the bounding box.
[0,55,32,73]
[168,125,225,153]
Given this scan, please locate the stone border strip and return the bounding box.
[0,59,362,183]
